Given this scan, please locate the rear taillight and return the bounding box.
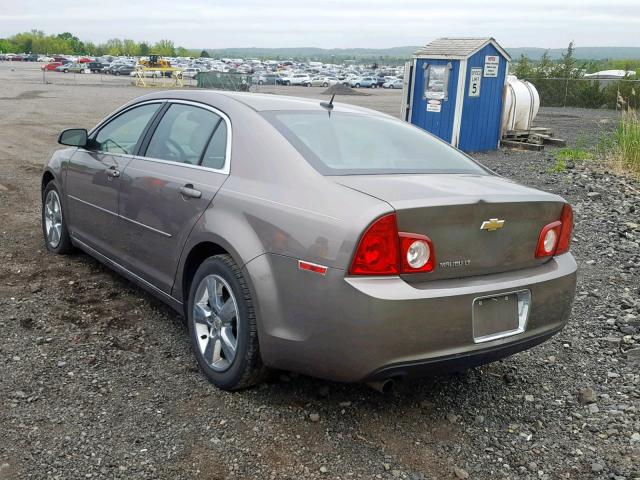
[399,233,435,272]
[536,204,573,258]
[349,214,399,275]
[556,203,573,254]
[349,213,435,275]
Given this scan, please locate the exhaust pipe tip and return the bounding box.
[367,378,395,394]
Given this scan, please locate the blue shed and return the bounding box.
[402,37,511,152]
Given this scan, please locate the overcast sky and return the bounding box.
[1,0,638,49]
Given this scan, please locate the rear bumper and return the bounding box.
[246,253,577,383]
[364,325,562,382]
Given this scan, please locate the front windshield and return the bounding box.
[262,111,489,175]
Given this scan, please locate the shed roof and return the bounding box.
[414,37,511,61]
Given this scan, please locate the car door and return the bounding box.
[65,102,163,259]
[117,100,230,293]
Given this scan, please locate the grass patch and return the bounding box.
[550,146,592,173]
[549,158,567,173]
[610,109,640,177]
[554,147,593,162]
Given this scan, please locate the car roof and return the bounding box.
[134,90,386,115]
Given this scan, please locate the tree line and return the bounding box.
[0,30,209,58]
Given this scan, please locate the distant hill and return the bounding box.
[204,46,640,61]
[204,46,418,61]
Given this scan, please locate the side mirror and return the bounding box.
[58,128,88,147]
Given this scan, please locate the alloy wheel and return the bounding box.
[44,190,63,248]
[193,274,240,371]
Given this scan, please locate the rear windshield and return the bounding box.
[262,111,488,175]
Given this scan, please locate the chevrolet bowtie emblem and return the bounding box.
[480,218,505,231]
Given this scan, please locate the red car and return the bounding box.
[42,62,62,71]
[77,57,93,63]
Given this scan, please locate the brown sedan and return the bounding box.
[41,90,577,391]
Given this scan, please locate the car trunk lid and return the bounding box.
[334,174,566,281]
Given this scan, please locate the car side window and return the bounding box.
[201,121,227,169]
[94,104,160,155]
[145,104,220,165]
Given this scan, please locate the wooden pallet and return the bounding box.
[501,127,566,150]
[501,139,544,151]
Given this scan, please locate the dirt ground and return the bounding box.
[0,62,638,480]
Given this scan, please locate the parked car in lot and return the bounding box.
[181,67,202,79]
[252,73,280,85]
[113,65,135,76]
[65,63,89,73]
[42,91,577,391]
[102,63,131,75]
[383,78,403,89]
[87,62,108,73]
[282,73,310,86]
[308,76,339,87]
[129,69,163,78]
[42,62,63,71]
[349,76,378,88]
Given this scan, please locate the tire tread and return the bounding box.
[42,181,73,255]
[216,254,269,390]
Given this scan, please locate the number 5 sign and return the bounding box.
[468,68,482,97]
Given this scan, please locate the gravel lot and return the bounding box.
[1,62,638,480]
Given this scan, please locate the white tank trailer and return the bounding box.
[499,76,564,150]
[501,75,540,132]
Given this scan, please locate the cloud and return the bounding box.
[1,0,638,48]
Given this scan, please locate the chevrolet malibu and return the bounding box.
[41,91,577,391]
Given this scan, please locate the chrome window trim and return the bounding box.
[85,98,232,174]
[88,99,166,138]
[135,99,232,175]
[83,98,233,175]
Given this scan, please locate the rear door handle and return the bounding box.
[179,184,202,199]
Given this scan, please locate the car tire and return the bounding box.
[355,83,360,88]
[63,69,68,73]
[322,82,328,87]
[187,254,267,391]
[42,181,73,255]
[258,80,263,85]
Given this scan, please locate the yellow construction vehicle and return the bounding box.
[133,54,183,88]
[138,54,171,69]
